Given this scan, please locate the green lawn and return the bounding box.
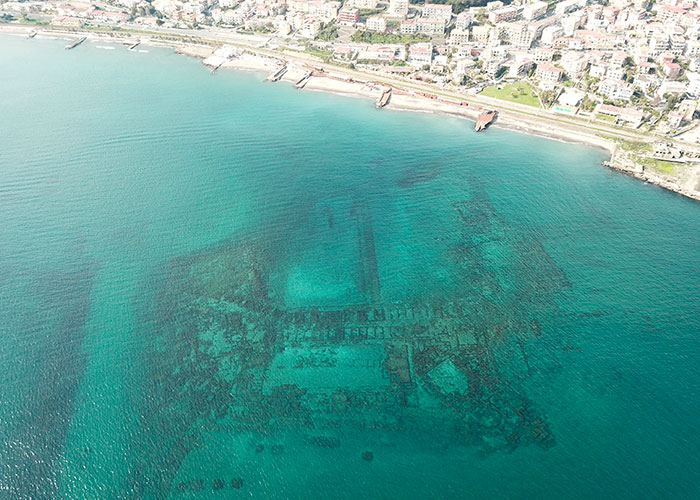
[640,157,676,175]
[478,82,540,107]
[618,139,651,152]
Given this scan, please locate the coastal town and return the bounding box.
[2,0,700,198]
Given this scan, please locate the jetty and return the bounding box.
[474,109,497,132]
[295,72,312,89]
[375,88,392,109]
[266,65,287,82]
[27,31,37,39]
[128,41,140,51]
[210,61,225,75]
[202,46,239,74]
[65,36,86,50]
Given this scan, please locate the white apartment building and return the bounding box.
[408,42,433,66]
[561,52,589,78]
[599,79,634,101]
[536,62,564,82]
[449,28,470,46]
[366,15,386,32]
[522,1,547,21]
[455,12,472,31]
[488,7,519,24]
[471,25,491,44]
[287,0,340,23]
[500,22,534,48]
[346,0,378,8]
[388,0,409,17]
[541,25,563,45]
[422,3,452,22]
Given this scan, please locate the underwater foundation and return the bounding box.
[131,188,569,496]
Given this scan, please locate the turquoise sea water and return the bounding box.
[1,34,700,499]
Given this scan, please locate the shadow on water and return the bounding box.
[0,259,98,500]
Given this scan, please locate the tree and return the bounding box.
[317,22,338,41]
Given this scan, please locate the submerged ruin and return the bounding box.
[125,187,569,497]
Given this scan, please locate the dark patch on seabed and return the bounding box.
[0,261,98,500]
[125,188,571,499]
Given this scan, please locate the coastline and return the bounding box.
[175,38,617,156]
[3,24,699,202]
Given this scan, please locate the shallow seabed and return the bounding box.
[1,34,700,500]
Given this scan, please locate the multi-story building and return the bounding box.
[422,3,452,22]
[522,1,547,21]
[555,0,586,16]
[663,62,682,79]
[448,28,470,46]
[488,7,519,24]
[401,19,417,34]
[536,62,564,82]
[416,17,446,35]
[607,65,625,80]
[471,25,491,45]
[649,32,670,56]
[337,7,359,25]
[455,12,472,31]
[500,22,534,48]
[561,14,584,37]
[687,72,700,97]
[599,79,634,100]
[541,25,563,45]
[388,0,409,18]
[533,47,554,63]
[288,0,340,23]
[408,42,433,66]
[366,15,386,32]
[656,3,687,24]
[670,35,686,56]
[686,40,700,58]
[346,0,378,8]
[561,51,589,79]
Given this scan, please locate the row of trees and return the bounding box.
[351,30,428,44]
